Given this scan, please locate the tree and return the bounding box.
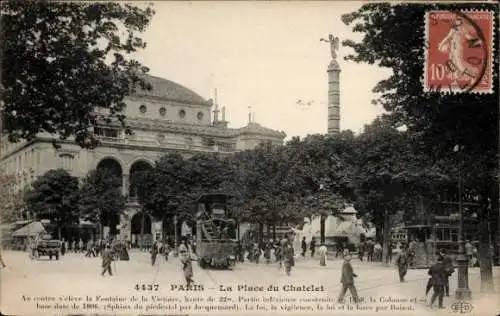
[79,168,126,237]
[1,2,155,148]
[136,153,234,225]
[24,169,79,239]
[343,2,498,287]
[0,168,25,223]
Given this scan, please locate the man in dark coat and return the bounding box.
[101,245,114,276]
[151,241,159,266]
[337,254,359,303]
[440,249,454,296]
[301,237,307,257]
[310,237,316,257]
[428,256,446,309]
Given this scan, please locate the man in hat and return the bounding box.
[179,239,193,287]
[428,256,446,309]
[101,244,114,276]
[337,253,359,303]
[439,249,454,296]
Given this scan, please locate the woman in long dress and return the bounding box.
[318,243,327,266]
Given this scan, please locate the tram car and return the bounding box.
[195,193,238,269]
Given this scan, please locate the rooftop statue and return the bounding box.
[320,34,340,60]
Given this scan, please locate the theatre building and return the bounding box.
[0,74,286,244]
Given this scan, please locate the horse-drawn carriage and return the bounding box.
[30,238,61,260]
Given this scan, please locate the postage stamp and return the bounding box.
[424,10,494,93]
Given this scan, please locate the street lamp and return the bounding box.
[174,215,178,257]
[454,144,471,300]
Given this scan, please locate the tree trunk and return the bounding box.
[320,215,326,244]
[382,210,391,266]
[258,223,264,243]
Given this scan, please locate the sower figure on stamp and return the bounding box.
[101,244,114,276]
[337,253,360,304]
[395,247,409,282]
[428,256,446,309]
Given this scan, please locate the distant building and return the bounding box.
[0,74,286,243]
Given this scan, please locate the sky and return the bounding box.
[130,1,392,139]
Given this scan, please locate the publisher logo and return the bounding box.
[451,301,474,314]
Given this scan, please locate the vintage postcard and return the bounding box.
[0,1,499,316]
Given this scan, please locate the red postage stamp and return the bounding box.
[424,10,494,93]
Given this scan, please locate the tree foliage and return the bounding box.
[342,2,499,276]
[79,168,126,227]
[24,169,80,236]
[1,1,155,148]
[136,153,234,222]
[0,168,25,223]
[342,3,499,198]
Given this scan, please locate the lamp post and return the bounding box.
[454,144,471,300]
[174,215,178,257]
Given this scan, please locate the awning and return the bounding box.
[79,220,96,228]
[12,221,47,237]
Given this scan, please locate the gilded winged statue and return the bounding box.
[320,34,340,60]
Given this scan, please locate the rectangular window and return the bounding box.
[95,127,119,138]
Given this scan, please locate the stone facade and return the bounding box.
[0,74,286,243]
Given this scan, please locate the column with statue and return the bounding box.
[321,34,341,134]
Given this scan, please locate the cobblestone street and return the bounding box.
[1,250,499,315]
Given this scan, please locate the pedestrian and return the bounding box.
[264,240,272,264]
[386,242,393,264]
[61,239,66,256]
[85,240,94,257]
[337,253,360,303]
[101,245,114,276]
[374,241,382,261]
[358,240,365,261]
[366,239,374,262]
[283,241,295,276]
[151,241,159,266]
[428,256,446,309]
[0,251,7,268]
[78,239,83,253]
[395,248,409,282]
[71,240,76,253]
[236,241,244,262]
[318,243,327,266]
[310,237,316,257]
[439,249,454,296]
[179,245,194,287]
[301,237,307,257]
[252,243,261,264]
